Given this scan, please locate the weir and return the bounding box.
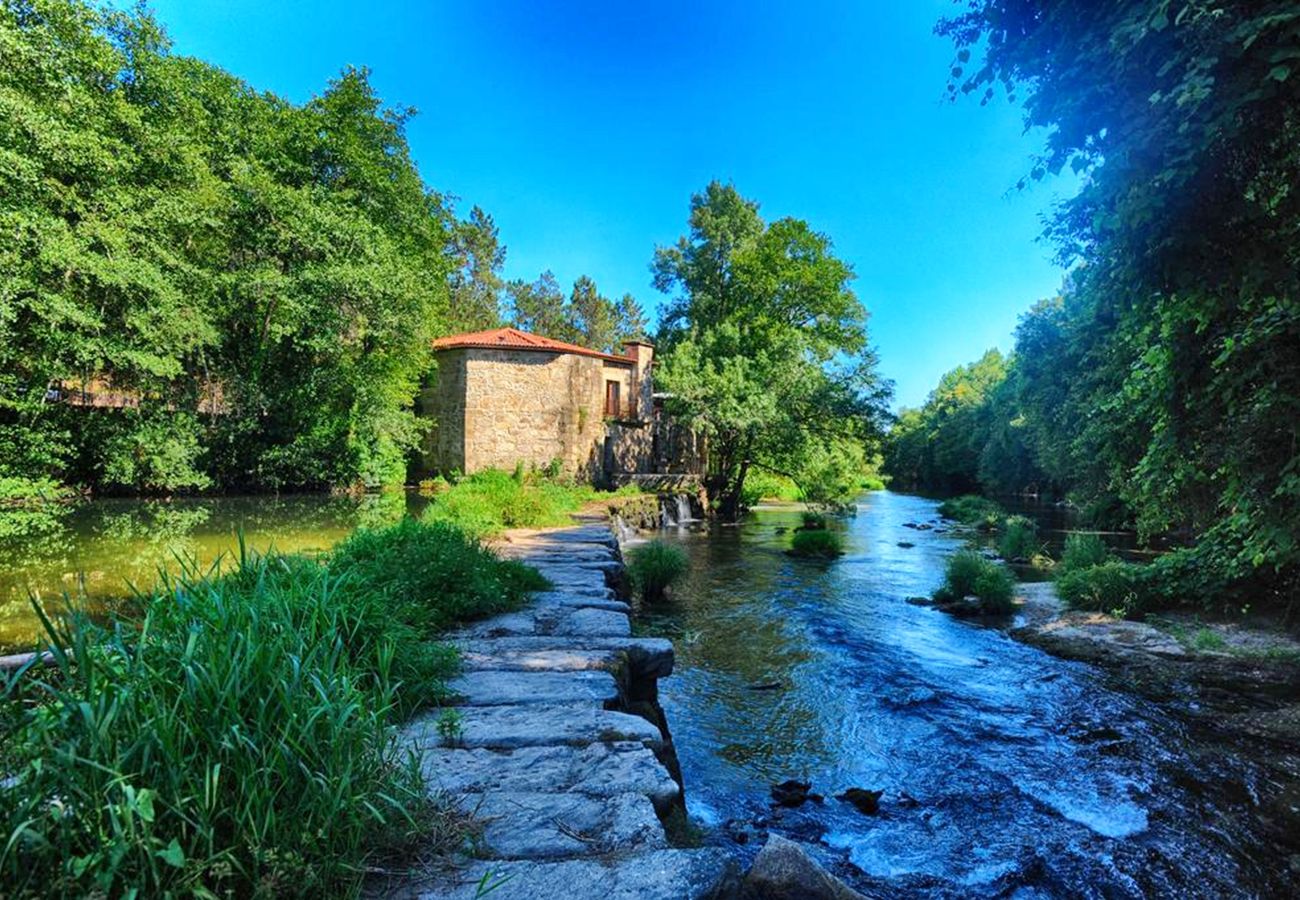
[370,513,733,899]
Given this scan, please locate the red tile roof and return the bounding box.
[432,327,634,364]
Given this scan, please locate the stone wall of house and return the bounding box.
[417,348,469,474]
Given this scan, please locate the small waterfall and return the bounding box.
[660,499,677,528]
[675,494,694,524]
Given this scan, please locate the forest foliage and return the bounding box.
[888,0,1300,610]
[653,182,891,519]
[0,1,650,496]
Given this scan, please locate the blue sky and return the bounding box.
[142,0,1076,408]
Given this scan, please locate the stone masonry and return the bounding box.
[368,521,734,900]
[417,329,658,481]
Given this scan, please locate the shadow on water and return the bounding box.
[637,491,1291,898]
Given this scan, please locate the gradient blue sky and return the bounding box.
[142,0,1076,408]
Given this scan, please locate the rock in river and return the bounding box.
[741,834,865,899]
[836,787,883,815]
[770,779,822,808]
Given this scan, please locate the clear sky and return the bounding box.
[141,0,1076,408]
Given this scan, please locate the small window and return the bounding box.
[604,380,621,417]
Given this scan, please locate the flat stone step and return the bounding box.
[503,547,618,564]
[459,646,628,673]
[528,566,612,590]
[447,670,619,706]
[454,790,666,860]
[498,526,617,548]
[456,636,674,679]
[531,591,630,613]
[452,607,630,639]
[376,848,736,900]
[404,703,663,750]
[413,743,679,808]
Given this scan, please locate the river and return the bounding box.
[0,492,422,654]
[636,490,1291,897]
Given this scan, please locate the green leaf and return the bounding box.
[156,839,186,869]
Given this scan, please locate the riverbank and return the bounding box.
[368,517,735,899]
[1006,581,1300,875]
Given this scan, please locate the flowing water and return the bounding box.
[637,491,1292,897]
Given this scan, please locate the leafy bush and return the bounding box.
[0,516,541,896]
[1,554,430,898]
[997,515,1039,561]
[789,528,845,559]
[422,468,584,534]
[329,518,546,711]
[627,540,690,602]
[741,470,802,505]
[1058,532,1110,574]
[934,550,1016,613]
[937,495,1005,531]
[800,511,828,530]
[1056,561,1151,618]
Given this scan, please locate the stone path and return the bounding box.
[372,523,733,900]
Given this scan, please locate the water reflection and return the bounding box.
[0,492,424,653]
[639,492,1286,898]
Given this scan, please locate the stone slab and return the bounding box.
[454,791,666,859]
[531,591,630,613]
[380,849,737,900]
[455,636,674,679]
[452,607,630,639]
[447,670,619,706]
[458,646,627,674]
[403,703,663,750]
[413,742,679,808]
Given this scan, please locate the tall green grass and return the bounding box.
[1,518,544,897]
[937,495,1005,531]
[789,529,845,559]
[933,550,1016,613]
[627,540,689,602]
[422,468,638,535]
[997,515,1040,561]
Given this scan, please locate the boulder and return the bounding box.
[741,835,865,899]
[836,787,882,816]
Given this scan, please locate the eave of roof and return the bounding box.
[432,327,635,365]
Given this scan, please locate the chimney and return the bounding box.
[623,340,654,421]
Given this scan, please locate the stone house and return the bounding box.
[417,327,701,481]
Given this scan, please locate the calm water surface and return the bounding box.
[638,491,1289,898]
[0,492,423,653]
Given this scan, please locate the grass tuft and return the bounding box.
[627,540,690,602]
[789,528,845,559]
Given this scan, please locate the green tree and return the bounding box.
[507,271,577,342]
[446,205,505,332]
[940,1,1300,605]
[653,182,889,519]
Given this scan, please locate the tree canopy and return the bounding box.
[0,0,504,492]
[887,1,1300,608]
[653,182,890,518]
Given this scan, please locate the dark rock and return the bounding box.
[836,787,883,815]
[896,791,920,809]
[747,680,784,692]
[770,779,814,808]
[741,834,865,899]
[914,523,933,531]
[905,596,935,607]
[897,541,915,548]
[902,522,920,529]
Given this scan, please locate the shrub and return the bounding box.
[800,510,828,530]
[1056,561,1151,617]
[0,553,432,898]
[422,468,582,534]
[789,528,845,559]
[628,540,690,602]
[933,550,1016,613]
[997,515,1039,561]
[1058,532,1110,574]
[741,470,802,505]
[937,495,1005,531]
